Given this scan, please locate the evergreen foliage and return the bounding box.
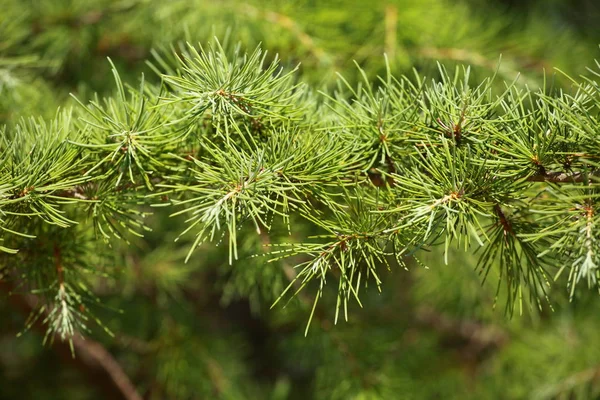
[3,0,600,399]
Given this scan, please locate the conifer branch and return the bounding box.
[3,38,600,342]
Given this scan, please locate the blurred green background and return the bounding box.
[2,0,600,399]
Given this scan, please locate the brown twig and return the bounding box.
[494,204,514,236]
[527,169,600,183]
[0,280,142,400]
[415,305,509,358]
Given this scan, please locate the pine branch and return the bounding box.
[4,39,600,340]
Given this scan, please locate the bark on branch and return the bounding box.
[527,170,600,183]
[415,306,509,357]
[0,280,142,400]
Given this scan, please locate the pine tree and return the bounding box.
[3,1,600,399]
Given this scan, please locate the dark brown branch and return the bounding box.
[527,170,600,183]
[54,244,64,287]
[69,336,143,400]
[494,204,514,236]
[415,306,508,357]
[0,280,142,400]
